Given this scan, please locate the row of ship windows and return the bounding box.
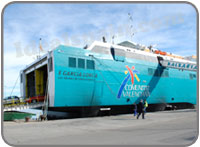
[148,68,169,77]
[68,57,196,79]
[69,57,95,69]
[148,68,196,79]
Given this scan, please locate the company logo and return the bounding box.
[117,65,140,98]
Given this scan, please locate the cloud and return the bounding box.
[3,51,36,97]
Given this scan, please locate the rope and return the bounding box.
[92,56,121,84]
[10,74,20,97]
[89,57,97,106]
[91,56,117,97]
[98,70,116,96]
[42,74,49,117]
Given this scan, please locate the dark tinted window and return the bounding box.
[190,73,196,79]
[87,60,95,69]
[154,69,160,77]
[14,96,19,99]
[161,70,169,77]
[164,71,169,77]
[69,57,76,68]
[148,68,165,77]
[189,74,193,80]
[78,58,85,69]
[148,68,154,75]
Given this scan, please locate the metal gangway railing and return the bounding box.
[3,102,45,112]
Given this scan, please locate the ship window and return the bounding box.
[148,68,154,75]
[162,70,169,77]
[87,60,95,69]
[48,57,53,72]
[189,74,193,80]
[190,73,196,79]
[69,57,76,68]
[78,58,85,69]
[164,71,169,77]
[154,69,160,77]
[148,68,164,77]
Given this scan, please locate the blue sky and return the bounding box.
[3,3,197,97]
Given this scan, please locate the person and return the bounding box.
[137,99,145,119]
[133,103,137,117]
[144,100,148,113]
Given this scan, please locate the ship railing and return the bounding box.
[3,102,45,112]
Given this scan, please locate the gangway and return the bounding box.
[3,102,45,112]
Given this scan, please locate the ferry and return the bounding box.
[20,40,197,116]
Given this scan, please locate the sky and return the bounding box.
[3,3,197,97]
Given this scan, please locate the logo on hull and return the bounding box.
[117,65,140,98]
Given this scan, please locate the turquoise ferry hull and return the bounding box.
[20,42,197,115]
[53,46,196,110]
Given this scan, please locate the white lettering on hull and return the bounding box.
[122,84,150,98]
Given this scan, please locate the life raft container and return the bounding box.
[159,51,167,56]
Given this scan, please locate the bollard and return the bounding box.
[25,117,30,122]
[39,115,46,121]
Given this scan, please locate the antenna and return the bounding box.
[128,13,135,41]
[38,38,43,59]
[112,35,115,44]
[102,36,106,43]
